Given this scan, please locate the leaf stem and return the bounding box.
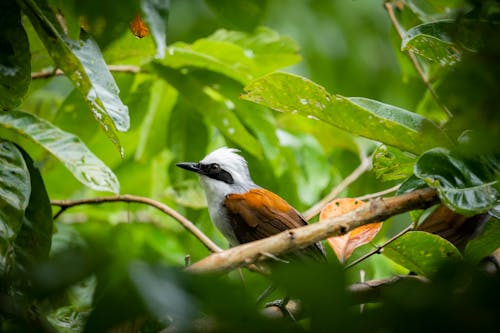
[31,65,141,79]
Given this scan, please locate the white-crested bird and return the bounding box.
[176,147,326,261]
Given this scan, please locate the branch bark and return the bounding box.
[51,194,222,253]
[186,188,439,274]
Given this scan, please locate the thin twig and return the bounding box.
[384,2,453,119]
[344,224,413,270]
[51,194,222,253]
[31,65,141,79]
[187,188,439,274]
[303,154,372,221]
[355,184,401,201]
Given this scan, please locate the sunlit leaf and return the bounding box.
[0,0,31,110]
[0,110,120,193]
[320,198,382,263]
[373,145,416,182]
[415,148,499,216]
[157,27,300,84]
[0,141,30,242]
[464,218,500,263]
[241,72,452,154]
[402,20,462,66]
[384,231,462,276]
[20,0,130,155]
[141,0,169,58]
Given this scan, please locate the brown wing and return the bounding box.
[224,188,326,261]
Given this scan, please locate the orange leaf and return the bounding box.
[320,198,382,263]
[129,14,149,38]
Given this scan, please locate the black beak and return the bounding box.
[176,162,201,173]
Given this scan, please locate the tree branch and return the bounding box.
[303,154,372,221]
[31,65,141,79]
[186,188,439,274]
[51,194,222,253]
[384,2,453,119]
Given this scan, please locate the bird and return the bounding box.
[176,147,326,262]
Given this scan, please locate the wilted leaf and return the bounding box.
[320,198,382,263]
[384,231,462,276]
[241,72,452,154]
[0,0,31,110]
[373,145,416,182]
[129,14,150,38]
[20,0,130,155]
[0,110,120,193]
[464,218,500,263]
[141,0,169,58]
[414,148,498,216]
[0,141,30,242]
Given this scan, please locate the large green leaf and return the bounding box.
[402,20,461,66]
[241,72,451,154]
[0,141,30,242]
[20,0,129,154]
[14,147,53,272]
[464,218,500,263]
[141,0,170,59]
[151,66,262,158]
[373,145,416,182]
[384,231,462,276]
[414,148,499,216]
[157,27,300,84]
[0,110,119,193]
[0,0,31,110]
[205,0,267,31]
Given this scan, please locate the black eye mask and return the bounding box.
[200,163,234,184]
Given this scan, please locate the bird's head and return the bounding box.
[176,147,257,201]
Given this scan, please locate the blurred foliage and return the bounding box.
[0,0,499,332]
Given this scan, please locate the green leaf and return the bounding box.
[0,110,119,193]
[205,0,267,31]
[20,0,129,155]
[373,145,416,182]
[14,147,53,271]
[157,27,300,84]
[384,231,462,276]
[151,66,262,158]
[406,0,467,20]
[402,20,461,66]
[415,148,499,216]
[241,72,452,154]
[141,0,170,59]
[0,141,30,242]
[0,0,31,110]
[465,218,500,263]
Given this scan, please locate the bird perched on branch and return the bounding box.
[176,147,326,262]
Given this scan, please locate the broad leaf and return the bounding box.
[320,198,382,263]
[0,141,30,242]
[141,0,170,59]
[464,218,500,263]
[373,145,416,182]
[415,148,499,216]
[402,20,461,66]
[14,147,53,272]
[0,110,119,193]
[384,231,462,276]
[20,0,129,155]
[241,72,452,154]
[157,27,300,84]
[205,0,267,31]
[0,0,31,110]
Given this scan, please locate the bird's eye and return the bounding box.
[210,163,220,172]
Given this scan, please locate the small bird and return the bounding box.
[176,147,325,261]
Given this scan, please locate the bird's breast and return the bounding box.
[207,202,240,246]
